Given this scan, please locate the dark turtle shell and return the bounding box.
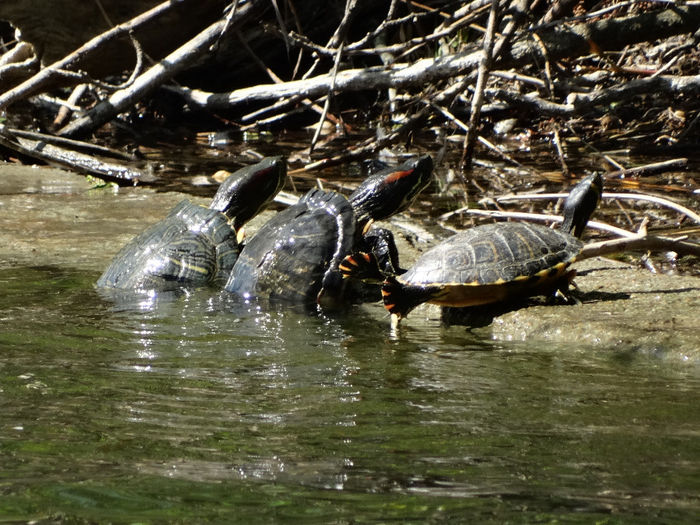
[96,200,240,291]
[226,189,357,306]
[226,155,433,308]
[97,156,286,292]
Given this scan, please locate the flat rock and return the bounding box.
[484,258,700,357]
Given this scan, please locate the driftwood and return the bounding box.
[0,124,151,183]
[6,127,136,161]
[167,50,482,110]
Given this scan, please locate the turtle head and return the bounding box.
[349,154,433,227]
[560,172,604,238]
[209,156,286,230]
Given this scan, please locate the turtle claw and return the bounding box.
[552,287,581,305]
[236,227,246,244]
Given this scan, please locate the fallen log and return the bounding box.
[0,124,152,183]
[166,50,482,110]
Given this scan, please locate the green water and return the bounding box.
[0,265,698,523]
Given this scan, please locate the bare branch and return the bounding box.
[580,235,700,259]
[57,0,266,138]
[0,0,175,110]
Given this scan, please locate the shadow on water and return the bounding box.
[0,265,698,522]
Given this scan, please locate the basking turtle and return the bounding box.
[97,156,286,292]
[341,173,603,328]
[225,155,433,308]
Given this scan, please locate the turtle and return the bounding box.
[225,154,433,309]
[340,172,604,328]
[97,156,286,292]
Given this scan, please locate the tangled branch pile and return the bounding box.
[0,0,699,180]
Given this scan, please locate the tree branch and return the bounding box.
[169,5,700,112]
[57,0,266,138]
[0,0,175,110]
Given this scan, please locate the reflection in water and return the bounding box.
[0,266,698,522]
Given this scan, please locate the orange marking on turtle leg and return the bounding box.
[339,258,359,273]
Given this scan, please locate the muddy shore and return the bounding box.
[1,164,697,356]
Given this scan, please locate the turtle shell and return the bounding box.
[96,200,239,291]
[227,155,433,308]
[388,222,583,311]
[226,189,358,306]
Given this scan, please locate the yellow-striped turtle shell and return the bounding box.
[380,222,583,318]
[97,157,286,292]
[96,200,241,291]
[341,172,603,326]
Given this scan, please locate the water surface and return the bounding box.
[0,264,697,522]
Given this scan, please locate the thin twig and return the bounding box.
[310,41,344,152]
[461,0,498,170]
[290,106,432,173]
[552,125,569,176]
[236,32,341,128]
[429,102,520,166]
[606,158,688,178]
[442,208,637,238]
[490,69,546,88]
[52,84,87,128]
[580,234,700,259]
[309,0,358,151]
[493,191,700,224]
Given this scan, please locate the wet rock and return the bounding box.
[484,258,700,358]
